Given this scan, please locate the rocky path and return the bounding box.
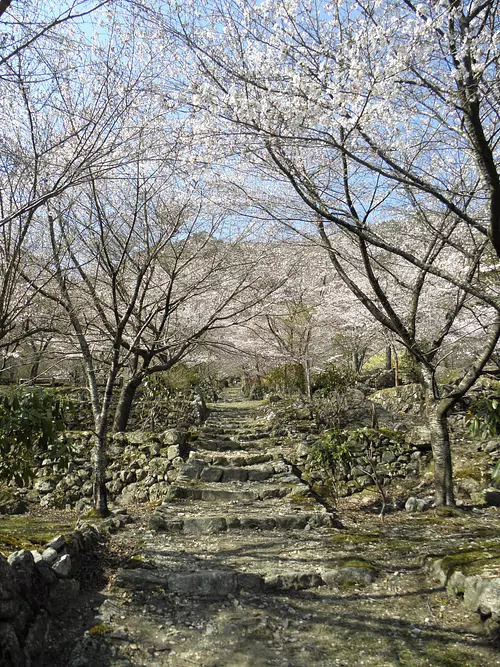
[45,389,500,667]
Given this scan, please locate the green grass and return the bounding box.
[0,515,76,556]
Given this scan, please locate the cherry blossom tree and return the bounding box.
[0,2,162,356]
[34,149,281,514]
[146,0,500,506]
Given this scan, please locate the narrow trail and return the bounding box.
[45,389,500,667]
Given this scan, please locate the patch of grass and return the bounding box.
[424,643,479,667]
[0,515,75,556]
[329,532,381,545]
[440,543,500,578]
[454,467,483,482]
[89,623,113,636]
[340,558,377,570]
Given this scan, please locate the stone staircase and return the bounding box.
[57,388,500,667]
[114,388,346,597]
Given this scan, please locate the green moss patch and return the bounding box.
[329,532,381,545]
[340,558,377,570]
[89,623,113,636]
[0,515,75,556]
[454,467,483,482]
[440,542,500,578]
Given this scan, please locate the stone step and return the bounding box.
[175,456,297,485]
[237,432,271,442]
[200,428,271,440]
[149,510,336,534]
[114,567,332,597]
[193,439,247,452]
[202,452,274,467]
[197,465,274,483]
[163,484,290,503]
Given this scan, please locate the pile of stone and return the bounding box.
[0,512,131,666]
[31,428,191,511]
[428,551,500,641]
[369,383,425,419]
[297,430,429,496]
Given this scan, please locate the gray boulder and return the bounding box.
[116,483,149,505]
[0,491,28,516]
[405,496,427,512]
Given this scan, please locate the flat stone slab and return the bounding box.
[200,488,259,502]
[115,566,329,596]
[114,568,170,589]
[265,572,325,590]
[200,466,224,482]
[168,570,237,597]
[221,468,249,483]
[182,517,227,535]
[148,511,336,534]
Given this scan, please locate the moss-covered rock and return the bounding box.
[322,557,378,587]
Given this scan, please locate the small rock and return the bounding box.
[52,554,72,578]
[46,535,66,551]
[483,489,500,507]
[405,497,427,512]
[41,547,59,564]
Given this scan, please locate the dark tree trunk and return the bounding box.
[0,1,12,19]
[304,358,312,400]
[427,407,455,506]
[113,375,142,432]
[353,350,360,372]
[92,427,109,517]
[422,368,455,507]
[385,345,392,371]
[30,359,41,380]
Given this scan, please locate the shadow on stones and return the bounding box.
[41,542,118,667]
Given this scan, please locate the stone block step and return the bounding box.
[234,431,271,442]
[114,567,329,597]
[204,452,274,467]
[196,465,274,483]
[163,484,288,503]
[194,439,245,452]
[205,421,269,430]
[148,511,336,534]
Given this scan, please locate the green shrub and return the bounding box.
[0,387,72,486]
[265,363,306,395]
[466,395,500,439]
[361,352,387,372]
[398,351,423,384]
[466,395,500,486]
[312,362,357,395]
[308,427,403,512]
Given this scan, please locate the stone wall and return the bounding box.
[295,429,430,497]
[0,513,130,667]
[369,383,425,419]
[427,551,500,641]
[32,428,191,511]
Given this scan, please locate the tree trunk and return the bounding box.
[113,375,142,432]
[353,350,360,373]
[29,358,41,380]
[92,424,109,517]
[304,358,312,400]
[385,345,392,371]
[421,368,455,507]
[393,347,399,387]
[427,406,455,506]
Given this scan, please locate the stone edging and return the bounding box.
[0,510,132,667]
[427,555,500,641]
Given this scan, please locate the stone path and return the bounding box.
[47,389,500,667]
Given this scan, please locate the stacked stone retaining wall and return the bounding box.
[0,513,131,666]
